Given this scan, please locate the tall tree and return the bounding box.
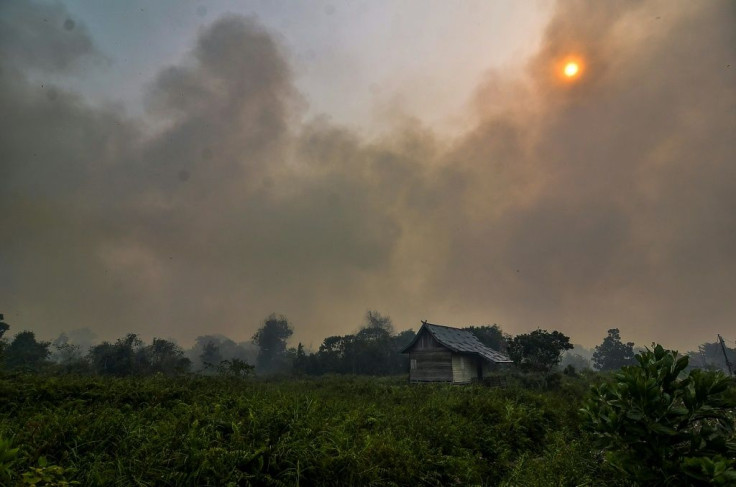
[0,314,9,364]
[144,338,191,375]
[392,329,416,351]
[0,314,9,341]
[362,310,393,334]
[353,326,393,375]
[88,333,144,376]
[189,334,257,372]
[463,324,506,352]
[313,334,354,374]
[252,313,293,372]
[592,328,636,371]
[293,342,308,374]
[199,340,223,372]
[506,329,573,373]
[50,333,88,373]
[4,331,50,371]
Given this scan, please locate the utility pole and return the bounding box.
[717,334,733,376]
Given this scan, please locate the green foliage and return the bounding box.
[0,435,19,484]
[500,430,623,487]
[252,313,293,373]
[87,334,190,376]
[305,325,414,376]
[463,324,506,352]
[0,317,9,341]
[363,310,393,334]
[0,339,6,369]
[4,331,51,372]
[87,333,143,376]
[143,338,191,375]
[199,339,223,371]
[507,329,573,373]
[21,456,80,486]
[351,326,396,375]
[292,342,308,374]
[190,334,257,373]
[582,344,736,485]
[0,374,601,486]
[215,358,254,378]
[592,328,636,371]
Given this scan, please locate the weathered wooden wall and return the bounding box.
[409,351,452,382]
[451,354,477,384]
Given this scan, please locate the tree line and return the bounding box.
[0,312,733,377]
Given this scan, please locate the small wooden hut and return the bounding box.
[401,321,512,383]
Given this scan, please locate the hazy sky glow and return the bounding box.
[1,0,734,351]
[55,0,552,134]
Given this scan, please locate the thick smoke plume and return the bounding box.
[1,0,734,349]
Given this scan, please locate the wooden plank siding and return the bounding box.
[409,351,452,382]
[451,354,477,383]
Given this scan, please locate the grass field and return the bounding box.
[0,373,621,486]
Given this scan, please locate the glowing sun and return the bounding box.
[563,62,580,78]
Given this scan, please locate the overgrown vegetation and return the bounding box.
[1,374,607,486]
[582,345,736,485]
[1,311,734,485]
[0,352,733,485]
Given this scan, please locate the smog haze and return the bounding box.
[1,0,734,350]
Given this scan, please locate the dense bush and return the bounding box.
[5,345,729,485]
[0,374,600,486]
[582,345,736,485]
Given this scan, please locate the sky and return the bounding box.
[1,0,734,352]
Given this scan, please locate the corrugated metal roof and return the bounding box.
[403,322,513,363]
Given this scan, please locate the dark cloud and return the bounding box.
[1,0,734,350]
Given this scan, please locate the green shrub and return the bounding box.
[500,431,621,487]
[582,344,736,485]
[0,435,19,484]
[0,374,599,486]
[21,457,80,486]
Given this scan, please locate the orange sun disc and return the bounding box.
[564,62,579,77]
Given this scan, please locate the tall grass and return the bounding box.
[1,374,606,486]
